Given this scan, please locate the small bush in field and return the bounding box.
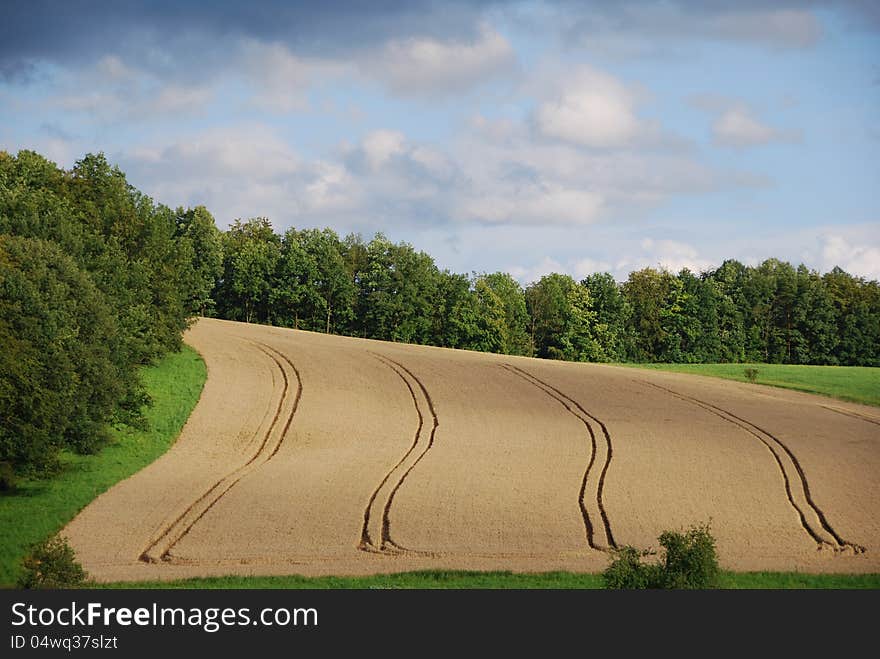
[602,546,660,589]
[656,523,720,589]
[0,462,16,493]
[17,536,87,589]
[603,523,720,589]
[743,368,759,383]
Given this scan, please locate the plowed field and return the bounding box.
[64,318,880,581]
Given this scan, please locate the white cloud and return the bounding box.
[153,125,299,180]
[533,66,643,148]
[119,124,304,222]
[240,41,347,113]
[366,24,516,95]
[817,234,880,280]
[151,85,214,115]
[409,145,456,179]
[630,238,716,274]
[55,55,215,121]
[507,256,565,285]
[459,184,603,226]
[304,161,359,213]
[452,111,730,226]
[691,97,801,149]
[572,257,613,280]
[508,237,716,286]
[361,130,406,170]
[713,105,794,147]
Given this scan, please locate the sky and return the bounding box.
[2,0,878,282]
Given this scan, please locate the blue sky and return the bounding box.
[2,1,878,281]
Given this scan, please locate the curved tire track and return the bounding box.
[503,364,617,552]
[140,341,302,563]
[639,379,865,555]
[358,353,439,556]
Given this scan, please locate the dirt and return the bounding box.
[62,318,880,581]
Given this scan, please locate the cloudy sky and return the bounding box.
[2,1,878,281]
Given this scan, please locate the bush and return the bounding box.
[601,546,659,589]
[0,461,15,492]
[603,523,720,589]
[657,524,720,588]
[744,367,759,383]
[17,536,87,589]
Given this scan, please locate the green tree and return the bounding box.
[707,260,747,362]
[432,273,507,353]
[216,218,280,323]
[526,274,597,361]
[622,268,674,362]
[478,272,533,356]
[431,270,474,348]
[581,272,629,361]
[272,228,355,333]
[175,205,224,316]
[795,265,837,364]
[675,269,721,363]
[0,235,143,473]
[1,151,193,364]
[742,261,777,362]
[67,153,191,360]
[357,235,438,343]
[823,267,880,366]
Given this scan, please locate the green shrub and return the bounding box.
[744,367,759,383]
[0,461,15,492]
[601,546,659,589]
[603,523,720,589]
[17,536,87,589]
[656,524,720,588]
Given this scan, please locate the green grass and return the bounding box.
[0,345,206,587]
[94,570,879,589]
[618,363,880,407]
[717,572,880,589]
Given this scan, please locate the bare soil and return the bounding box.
[64,318,880,581]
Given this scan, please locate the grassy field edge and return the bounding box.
[0,344,207,587]
[616,363,880,407]
[96,570,880,589]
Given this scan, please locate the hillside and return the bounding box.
[64,318,880,581]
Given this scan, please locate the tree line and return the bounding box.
[1,150,222,474]
[2,150,878,476]
[212,217,879,367]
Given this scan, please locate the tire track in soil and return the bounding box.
[638,379,865,555]
[503,364,617,552]
[820,405,880,428]
[139,341,302,564]
[358,353,439,557]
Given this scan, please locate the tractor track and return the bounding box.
[139,341,302,564]
[639,379,865,554]
[358,353,439,556]
[503,364,617,552]
[820,405,880,428]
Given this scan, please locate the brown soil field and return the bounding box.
[64,318,880,581]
